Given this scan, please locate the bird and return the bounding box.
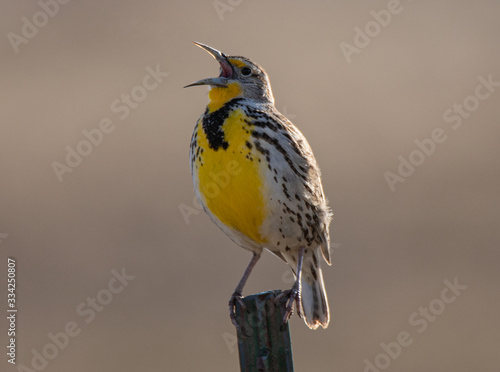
[185,42,332,330]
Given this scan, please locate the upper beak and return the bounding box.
[184,42,233,88]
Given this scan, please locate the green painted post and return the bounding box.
[235,290,294,372]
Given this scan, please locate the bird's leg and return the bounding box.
[280,246,305,328]
[229,251,261,331]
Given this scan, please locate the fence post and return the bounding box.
[235,290,294,372]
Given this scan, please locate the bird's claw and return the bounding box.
[278,286,302,329]
[228,291,247,332]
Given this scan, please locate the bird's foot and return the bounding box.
[228,291,247,332]
[277,284,302,329]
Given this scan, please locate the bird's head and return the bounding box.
[185,42,274,109]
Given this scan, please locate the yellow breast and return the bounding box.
[207,82,241,112]
[193,108,267,244]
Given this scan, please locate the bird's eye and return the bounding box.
[241,67,252,76]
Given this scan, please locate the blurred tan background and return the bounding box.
[1,1,499,371]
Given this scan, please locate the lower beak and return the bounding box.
[184,77,228,88]
[184,42,233,88]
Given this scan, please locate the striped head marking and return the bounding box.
[184,42,275,107]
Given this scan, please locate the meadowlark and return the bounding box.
[185,42,332,330]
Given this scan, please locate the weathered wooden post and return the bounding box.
[234,290,294,372]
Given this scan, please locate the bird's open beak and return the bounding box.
[184,42,233,88]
